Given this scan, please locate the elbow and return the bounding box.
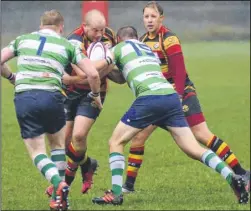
[88,71,100,81]
[117,79,126,84]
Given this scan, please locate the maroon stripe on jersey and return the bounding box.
[166,44,182,56]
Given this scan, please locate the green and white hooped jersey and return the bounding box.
[112,39,176,98]
[7,29,86,93]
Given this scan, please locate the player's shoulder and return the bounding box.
[67,26,83,42]
[161,26,179,40]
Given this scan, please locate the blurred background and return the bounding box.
[1,1,250,45]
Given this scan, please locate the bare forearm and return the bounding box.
[1,63,13,78]
[107,68,126,84]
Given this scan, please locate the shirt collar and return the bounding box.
[39,28,60,37]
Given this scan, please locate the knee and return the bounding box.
[73,133,86,142]
[72,133,87,151]
[109,137,127,148]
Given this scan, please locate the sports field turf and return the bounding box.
[1,41,250,210]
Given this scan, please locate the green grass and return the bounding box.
[1,41,250,210]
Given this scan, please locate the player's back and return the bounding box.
[113,39,176,98]
[12,29,78,93]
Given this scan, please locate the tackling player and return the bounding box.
[122,1,250,194]
[1,9,102,210]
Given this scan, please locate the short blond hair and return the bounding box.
[143,1,164,16]
[40,9,64,26]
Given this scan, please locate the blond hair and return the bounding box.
[143,1,164,16]
[40,9,64,26]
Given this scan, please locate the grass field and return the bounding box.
[1,41,250,210]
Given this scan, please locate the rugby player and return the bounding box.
[122,1,250,194]
[91,26,249,205]
[1,10,102,210]
[45,9,118,197]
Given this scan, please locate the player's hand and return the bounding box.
[62,73,72,85]
[87,92,103,110]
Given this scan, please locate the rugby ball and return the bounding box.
[87,41,106,61]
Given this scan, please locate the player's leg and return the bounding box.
[78,92,106,193]
[123,125,157,193]
[183,85,250,190]
[92,121,142,205]
[14,90,69,209]
[93,96,163,205]
[63,97,79,188]
[65,92,105,193]
[69,115,98,193]
[42,90,70,209]
[160,93,249,204]
[45,94,75,198]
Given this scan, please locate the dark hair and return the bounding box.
[143,1,164,16]
[117,26,138,39]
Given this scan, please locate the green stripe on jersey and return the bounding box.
[6,29,86,93]
[112,39,175,98]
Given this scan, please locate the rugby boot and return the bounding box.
[49,181,70,211]
[122,183,135,193]
[231,174,249,204]
[92,190,123,205]
[242,170,250,192]
[81,158,99,194]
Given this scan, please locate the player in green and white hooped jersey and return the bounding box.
[92,26,249,205]
[1,10,103,210]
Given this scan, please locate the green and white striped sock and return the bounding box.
[33,154,62,188]
[51,149,66,181]
[201,150,233,185]
[109,152,125,196]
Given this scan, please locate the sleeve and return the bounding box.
[111,46,118,64]
[163,35,187,96]
[6,36,20,56]
[71,45,87,65]
[68,34,87,55]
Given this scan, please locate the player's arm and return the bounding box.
[1,39,18,85]
[164,35,186,98]
[1,63,15,85]
[107,66,126,84]
[63,56,113,85]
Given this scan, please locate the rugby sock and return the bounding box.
[201,150,233,185]
[125,146,144,188]
[33,154,62,198]
[65,142,85,185]
[110,152,125,196]
[51,149,66,180]
[207,135,246,175]
[79,152,90,180]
